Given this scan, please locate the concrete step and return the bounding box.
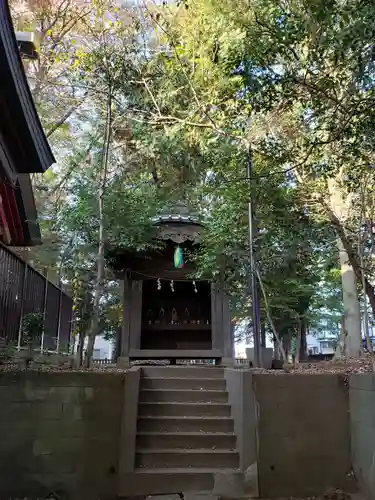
[137,416,234,433]
[136,449,239,468]
[138,402,231,417]
[141,367,225,379]
[139,389,228,403]
[119,468,242,496]
[137,432,236,450]
[140,377,226,391]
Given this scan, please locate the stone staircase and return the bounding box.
[128,366,240,496]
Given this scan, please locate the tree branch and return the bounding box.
[46,98,86,138]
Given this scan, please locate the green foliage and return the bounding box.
[0,338,15,365]
[22,313,44,346]
[14,0,375,346]
[138,0,375,334]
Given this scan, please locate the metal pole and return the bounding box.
[246,144,262,367]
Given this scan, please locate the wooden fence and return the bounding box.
[0,243,73,352]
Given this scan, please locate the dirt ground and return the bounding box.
[4,489,368,500]
[261,493,366,500]
[252,354,375,376]
[1,353,374,374]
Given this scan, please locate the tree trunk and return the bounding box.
[359,227,373,354]
[335,316,347,358]
[358,188,373,354]
[273,335,280,359]
[282,333,291,361]
[337,237,362,357]
[84,92,112,368]
[367,219,375,256]
[260,321,266,348]
[295,322,302,365]
[327,177,364,356]
[328,208,375,319]
[299,318,307,361]
[77,329,85,366]
[114,328,121,362]
[257,269,286,361]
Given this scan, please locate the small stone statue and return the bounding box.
[171,308,178,324]
[183,308,190,324]
[156,308,165,324]
[147,309,153,325]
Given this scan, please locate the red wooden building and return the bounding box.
[0,0,55,247]
[0,3,75,353]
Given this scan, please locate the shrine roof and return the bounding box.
[151,201,203,226]
[0,1,55,178]
[152,214,202,225]
[0,2,55,246]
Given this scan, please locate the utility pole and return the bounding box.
[247,144,262,367]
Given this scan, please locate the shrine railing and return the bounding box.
[92,358,115,366]
[92,357,250,367]
[183,358,249,366]
[0,243,73,352]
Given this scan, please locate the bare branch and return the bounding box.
[46,98,86,138]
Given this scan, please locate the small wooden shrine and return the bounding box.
[109,203,233,365]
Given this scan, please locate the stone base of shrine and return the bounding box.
[220,356,235,367]
[117,356,130,368]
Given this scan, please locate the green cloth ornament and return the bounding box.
[174,246,184,269]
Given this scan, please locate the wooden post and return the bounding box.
[129,280,142,350]
[118,273,131,367]
[40,266,48,353]
[56,283,63,353]
[17,264,28,351]
[211,282,222,352]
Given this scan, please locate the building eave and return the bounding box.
[0,1,55,175]
[0,174,41,246]
[15,174,42,245]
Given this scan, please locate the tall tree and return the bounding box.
[132,0,375,355]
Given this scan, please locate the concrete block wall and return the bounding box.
[224,369,257,471]
[252,374,356,498]
[0,369,374,500]
[350,374,375,500]
[0,371,125,499]
[225,369,258,497]
[224,372,357,499]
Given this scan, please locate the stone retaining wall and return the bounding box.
[252,374,356,498]
[350,374,375,500]
[0,370,374,499]
[0,371,125,499]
